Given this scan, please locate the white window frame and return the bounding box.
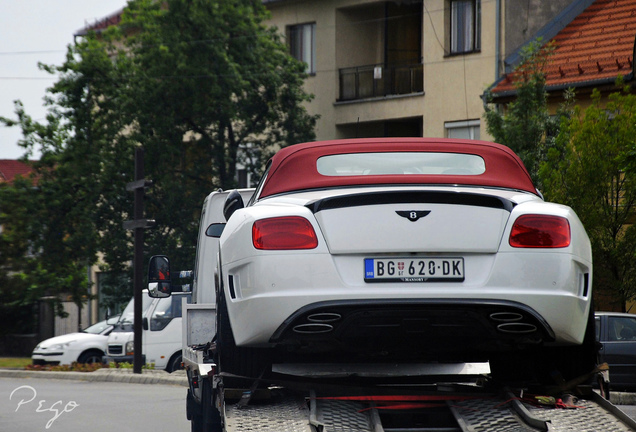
[450,0,481,54]
[288,22,316,74]
[445,119,480,140]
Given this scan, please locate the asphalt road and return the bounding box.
[619,404,636,422]
[2,371,636,431]
[0,377,189,432]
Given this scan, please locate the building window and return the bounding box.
[445,119,480,140]
[450,0,480,54]
[288,23,316,74]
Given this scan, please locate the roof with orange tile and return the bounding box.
[0,160,35,183]
[490,0,636,97]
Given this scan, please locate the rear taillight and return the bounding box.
[252,216,319,250]
[509,215,571,248]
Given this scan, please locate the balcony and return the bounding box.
[338,60,423,102]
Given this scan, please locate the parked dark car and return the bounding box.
[596,312,636,390]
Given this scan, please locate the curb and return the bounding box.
[612,392,636,406]
[0,368,188,387]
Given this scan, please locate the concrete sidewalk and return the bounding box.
[0,367,188,386]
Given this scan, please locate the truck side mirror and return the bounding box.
[223,190,244,221]
[205,223,226,238]
[148,255,171,298]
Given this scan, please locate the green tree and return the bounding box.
[0,174,43,335]
[540,85,636,310]
[0,0,316,316]
[0,32,129,324]
[484,39,560,185]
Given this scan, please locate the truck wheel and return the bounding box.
[216,291,272,384]
[189,380,221,432]
[78,350,104,364]
[167,353,183,373]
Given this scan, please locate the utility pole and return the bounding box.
[124,147,154,374]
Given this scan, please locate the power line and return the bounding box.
[0,76,59,80]
[0,50,66,56]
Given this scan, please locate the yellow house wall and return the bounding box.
[421,0,497,139]
[266,0,338,141]
[266,0,501,142]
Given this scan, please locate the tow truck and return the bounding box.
[150,189,636,432]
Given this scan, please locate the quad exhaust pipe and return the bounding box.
[293,323,334,334]
[489,312,538,334]
[293,313,342,334]
[290,310,539,335]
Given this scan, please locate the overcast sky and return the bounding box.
[1,1,128,160]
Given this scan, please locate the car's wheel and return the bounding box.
[216,290,272,385]
[490,305,598,388]
[537,304,598,385]
[167,353,183,373]
[78,350,104,364]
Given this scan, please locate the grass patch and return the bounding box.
[0,357,156,372]
[0,357,32,369]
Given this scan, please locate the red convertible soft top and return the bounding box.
[259,138,537,198]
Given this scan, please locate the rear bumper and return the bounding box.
[222,250,592,350]
[269,299,555,360]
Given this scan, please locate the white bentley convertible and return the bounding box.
[215,138,595,385]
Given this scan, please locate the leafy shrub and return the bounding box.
[24,361,155,372]
[25,361,105,372]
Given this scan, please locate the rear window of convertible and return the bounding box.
[316,152,486,176]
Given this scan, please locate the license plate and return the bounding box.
[364,257,464,282]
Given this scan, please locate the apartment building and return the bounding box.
[264,0,574,142]
[78,0,581,141]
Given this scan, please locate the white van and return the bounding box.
[103,291,191,372]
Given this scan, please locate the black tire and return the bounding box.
[542,304,598,384]
[490,305,598,388]
[189,380,221,432]
[187,389,198,423]
[77,350,104,364]
[216,290,272,383]
[167,353,183,373]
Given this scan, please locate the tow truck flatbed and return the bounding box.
[215,363,636,432]
[223,384,636,432]
[172,190,635,432]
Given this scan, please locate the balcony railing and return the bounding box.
[338,60,423,102]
